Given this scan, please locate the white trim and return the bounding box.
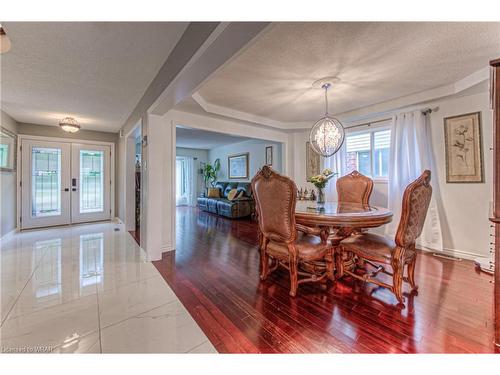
[16,135,116,230]
[0,228,17,243]
[418,244,487,262]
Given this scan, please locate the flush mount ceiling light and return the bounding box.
[0,25,12,54]
[59,117,81,133]
[309,78,345,157]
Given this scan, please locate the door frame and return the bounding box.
[17,134,115,230]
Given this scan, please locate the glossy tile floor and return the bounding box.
[0,222,216,353]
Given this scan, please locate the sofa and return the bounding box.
[197,181,254,219]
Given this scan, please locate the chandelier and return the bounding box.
[59,117,81,133]
[309,82,345,157]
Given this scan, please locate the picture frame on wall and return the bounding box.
[306,141,320,179]
[228,152,249,179]
[444,111,484,183]
[265,146,273,166]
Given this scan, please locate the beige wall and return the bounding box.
[0,110,18,237]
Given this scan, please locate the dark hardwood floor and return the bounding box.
[151,207,497,353]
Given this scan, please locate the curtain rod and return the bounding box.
[344,106,438,130]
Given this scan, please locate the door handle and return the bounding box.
[63,188,69,192]
[72,188,77,192]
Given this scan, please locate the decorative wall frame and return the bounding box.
[265,146,273,166]
[444,111,484,183]
[228,152,249,179]
[0,126,17,172]
[306,141,320,179]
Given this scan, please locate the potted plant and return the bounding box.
[307,168,337,207]
[202,158,221,194]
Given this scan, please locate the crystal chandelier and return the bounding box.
[309,82,345,157]
[59,117,81,133]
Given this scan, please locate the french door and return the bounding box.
[21,139,111,229]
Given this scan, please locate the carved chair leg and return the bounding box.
[407,255,418,291]
[260,240,270,281]
[289,255,299,297]
[391,259,405,305]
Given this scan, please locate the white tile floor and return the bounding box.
[0,222,217,354]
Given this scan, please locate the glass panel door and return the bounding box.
[21,140,71,229]
[71,144,111,223]
[80,150,104,213]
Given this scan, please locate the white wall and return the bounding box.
[176,147,208,198]
[290,90,492,260]
[1,110,18,237]
[207,139,282,182]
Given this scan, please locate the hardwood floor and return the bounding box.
[152,207,497,353]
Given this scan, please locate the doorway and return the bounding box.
[20,138,112,229]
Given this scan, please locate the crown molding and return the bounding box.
[189,67,490,132]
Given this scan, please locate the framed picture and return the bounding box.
[265,146,273,166]
[306,141,320,179]
[444,111,484,183]
[228,153,249,179]
[0,126,17,172]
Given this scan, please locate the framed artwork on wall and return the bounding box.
[444,111,484,183]
[306,141,320,179]
[265,146,273,166]
[228,152,249,179]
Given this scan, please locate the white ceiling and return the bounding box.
[1,22,188,132]
[176,126,251,149]
[197,22,500,123]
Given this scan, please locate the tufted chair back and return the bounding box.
[337,170,373,204]
[251,166,297,243]
[395,170,433,247]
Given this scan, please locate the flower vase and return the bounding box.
[316,188,325,209]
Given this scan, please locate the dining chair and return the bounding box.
[337,170,373,204]
[336,170,432,306]
[251,166,333,297]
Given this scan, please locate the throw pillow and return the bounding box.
[207,188,220,198]
[227,189,239,201]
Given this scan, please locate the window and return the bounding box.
[175,157,188,205]
[345,128,391,179]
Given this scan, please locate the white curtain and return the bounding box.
[385,110,443,251]
[323,145,346,202]
[175,156,196,206]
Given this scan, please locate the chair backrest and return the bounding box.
[395,170,433,247]
[251,166,297,243]
[336,170,373,204]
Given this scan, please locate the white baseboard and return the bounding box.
[161,244,175,252]
[0,228,17,243]
[418,244,488,262]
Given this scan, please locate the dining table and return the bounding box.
[294,200,393,276]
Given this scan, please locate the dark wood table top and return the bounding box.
[295,201,393,228]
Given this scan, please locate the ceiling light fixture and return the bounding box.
[59,117,81,133]
[0,25,12,54]
[309,79,345,157]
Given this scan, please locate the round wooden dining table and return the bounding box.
[294,201,393,276]
[295,201,393,231]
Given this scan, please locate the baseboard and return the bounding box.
[161,244,175,252]
[0,228,17,243]
[418,244,488,262]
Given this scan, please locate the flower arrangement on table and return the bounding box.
[307,168,337,205]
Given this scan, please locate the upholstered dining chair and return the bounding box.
[251,166,333,297]
[336,170,432,306]
[337,170,373,204]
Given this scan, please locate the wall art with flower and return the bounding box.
[444,111,484,183]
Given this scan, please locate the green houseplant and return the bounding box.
[202,158,221,191]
